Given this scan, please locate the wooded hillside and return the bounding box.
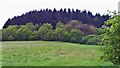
[3,8,110,28]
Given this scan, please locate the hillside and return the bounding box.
[2,41,113,66]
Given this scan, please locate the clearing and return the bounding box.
[2,41,113,66]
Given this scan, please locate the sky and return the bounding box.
[0,0,119,29]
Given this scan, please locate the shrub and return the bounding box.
[70,29,84,43]
[86,37,100,45]
[81,35,95,44]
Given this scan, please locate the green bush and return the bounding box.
[8,36,14,41]
[81,35,95,44]
[81,35,102,45]
[86,37,100,45]
[70,29,84,43]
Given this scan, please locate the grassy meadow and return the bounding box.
[2,41,113,66]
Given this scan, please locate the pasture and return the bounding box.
[2,41,113,66]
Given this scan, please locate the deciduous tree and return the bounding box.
[102,14,120,65]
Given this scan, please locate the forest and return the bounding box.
[3,8,110,28]
[2,8,110,45]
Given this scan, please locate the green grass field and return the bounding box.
[2,41,113,66]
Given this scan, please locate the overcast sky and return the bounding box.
[0,0,119,29]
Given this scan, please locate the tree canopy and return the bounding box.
[2,21,100,45]
[3,8,110,28]
[102,14,120,65]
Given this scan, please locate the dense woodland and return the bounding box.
[2,8,110,45]
[3,8,110,28]
[2,20,103,45]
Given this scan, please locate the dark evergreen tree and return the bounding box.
[3,8,110,28]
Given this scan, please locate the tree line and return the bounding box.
[3,8,110,28]
[2,20,102,45]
